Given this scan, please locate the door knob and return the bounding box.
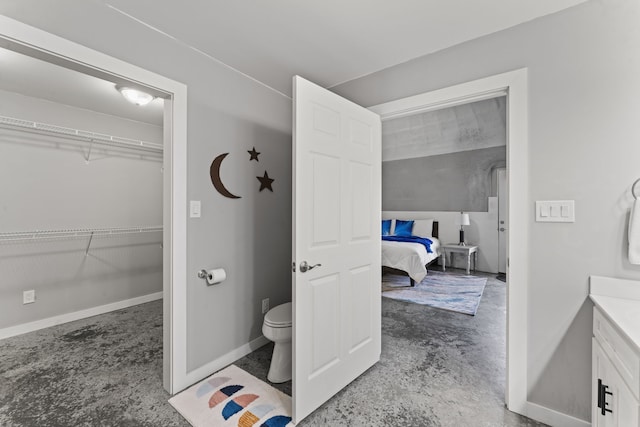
[500,228,506,232]
[299,261,321,273]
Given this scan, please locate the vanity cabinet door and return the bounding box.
[593,338,640,427]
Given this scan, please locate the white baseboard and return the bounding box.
[179,335,270,393]
[526,401,590,427]
[0,291,163,340]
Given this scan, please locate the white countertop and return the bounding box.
[590,294,640,352]
[590,275,640,353]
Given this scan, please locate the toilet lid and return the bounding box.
[264,302,292,327]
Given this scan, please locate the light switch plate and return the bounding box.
[536,200,575,222]
[190,200,201,218]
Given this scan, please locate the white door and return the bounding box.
[292,76,381,423]
[497,168,507,274]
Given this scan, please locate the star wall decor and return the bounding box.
[247,147,260,162]
[257,171,274,192]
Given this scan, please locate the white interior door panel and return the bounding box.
[292,76,381,423]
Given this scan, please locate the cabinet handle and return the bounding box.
[597,379,613,416]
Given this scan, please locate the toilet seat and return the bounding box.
[264,302,292,328]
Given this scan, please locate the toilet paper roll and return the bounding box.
[206,268,226,285]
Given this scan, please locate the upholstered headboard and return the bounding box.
[382,218,439,239]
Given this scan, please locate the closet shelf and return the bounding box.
[0,226,163,243]
[0,115,163,153]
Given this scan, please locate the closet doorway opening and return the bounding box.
[0,17,188,394]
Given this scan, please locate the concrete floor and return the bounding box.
[0,268,547,426]
[240,269,547,426]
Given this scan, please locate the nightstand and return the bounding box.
[440,244,478,275]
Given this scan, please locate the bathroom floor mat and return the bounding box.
[169,364,294,427]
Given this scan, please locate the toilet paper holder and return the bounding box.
[197,268,226,285]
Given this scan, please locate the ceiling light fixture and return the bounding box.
[117,86,154,106]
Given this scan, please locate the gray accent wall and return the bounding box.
[0,3,292,376]
[382,146,505,212]
[333,0,640,422]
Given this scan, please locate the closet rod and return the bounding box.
[0,115,163,153]
[0,226,163,242]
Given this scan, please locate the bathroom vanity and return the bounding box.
[590,276,640,426]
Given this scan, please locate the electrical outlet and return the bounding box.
[23,290,35,305]
[262,298,269,314]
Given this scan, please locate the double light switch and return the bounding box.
[535,200,575,222]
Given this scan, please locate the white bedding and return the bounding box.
[381,237,440,283]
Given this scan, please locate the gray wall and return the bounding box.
[334,0,640,422]
[383,146,505,212]
[0,3,292,374]
[0,89,163,329]
[382,97,506,212]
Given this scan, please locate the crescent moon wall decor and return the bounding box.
[210,153,242,199]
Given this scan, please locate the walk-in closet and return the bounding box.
[0,46,164,337]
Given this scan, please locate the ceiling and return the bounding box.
[0,47,164,126]
[100,0,587,96]
[383,96,506,162]
[0,0,587,120]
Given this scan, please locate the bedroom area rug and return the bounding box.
[382,270,487,315]
[169,364,293,427]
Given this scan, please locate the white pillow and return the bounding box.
[412,219,434,238]
[388,219,396,235]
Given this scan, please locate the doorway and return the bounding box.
[0,16,189,394]
[369,69,529,414]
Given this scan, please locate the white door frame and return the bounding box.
[369,68,529,414]
[0,16,189,394]
[497,168,508,274]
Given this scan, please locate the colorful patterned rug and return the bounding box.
[169,365,293,427]
[382,270,487,315]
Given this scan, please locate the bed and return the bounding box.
[381,219,441,287]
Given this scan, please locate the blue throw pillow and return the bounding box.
[381,220,391,236]
[394,220,414,237]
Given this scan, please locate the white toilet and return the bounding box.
[262,302,292,383]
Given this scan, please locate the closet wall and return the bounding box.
[0,88,163,333]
